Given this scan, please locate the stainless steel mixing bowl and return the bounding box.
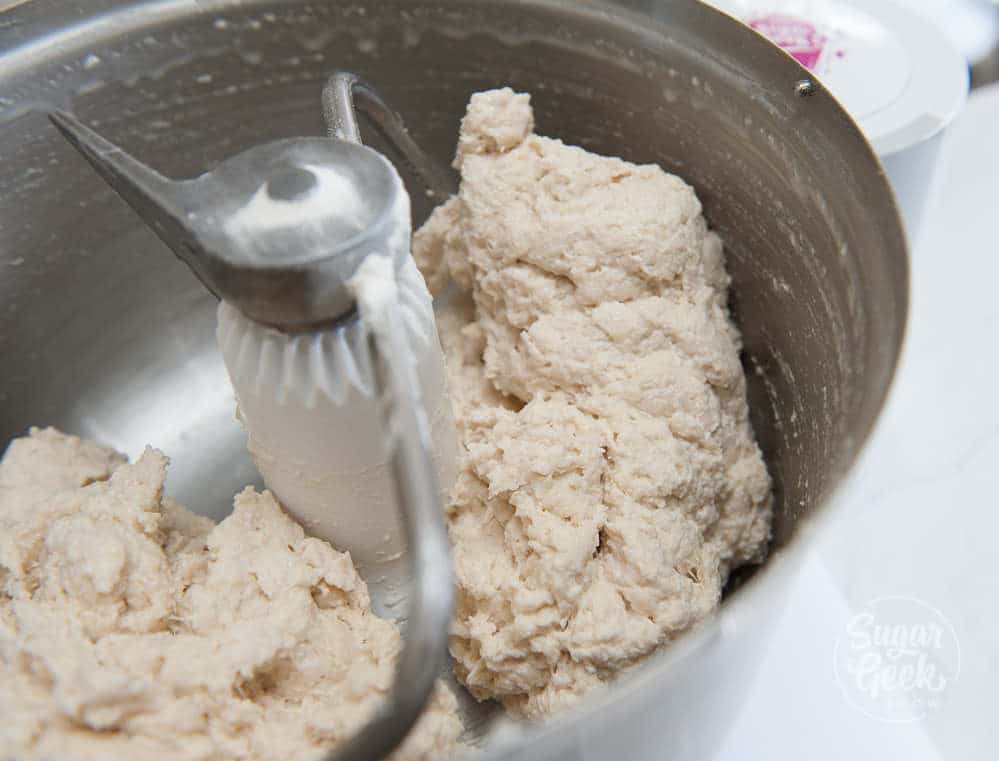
[0,1,907,759]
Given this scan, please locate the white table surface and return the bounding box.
[715,82,999,760]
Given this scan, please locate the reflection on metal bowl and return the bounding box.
[0,1,907,759]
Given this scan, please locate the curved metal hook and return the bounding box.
[323,71,457,201]
[318,72,456,761]
[320,312,455,761]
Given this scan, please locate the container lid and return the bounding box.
[704,0,969,156]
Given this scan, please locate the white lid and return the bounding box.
[705,0,969,156]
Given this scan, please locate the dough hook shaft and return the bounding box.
[323,71,457,201]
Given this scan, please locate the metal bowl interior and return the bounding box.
[0,0,907,757]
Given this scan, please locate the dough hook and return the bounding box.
[49,72,455,761]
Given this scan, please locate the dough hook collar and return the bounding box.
[48,112,404,331]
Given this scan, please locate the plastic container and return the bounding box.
[706,0,969,244]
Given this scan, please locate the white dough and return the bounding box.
[0,428,465,761]
[413,88,773,719]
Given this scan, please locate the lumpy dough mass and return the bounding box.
[0,86,773,757]
[413,88,772,718]
[0,428,464,761]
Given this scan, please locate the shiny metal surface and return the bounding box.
[0,0,908,758]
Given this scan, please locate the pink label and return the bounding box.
[749,13,842,71]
